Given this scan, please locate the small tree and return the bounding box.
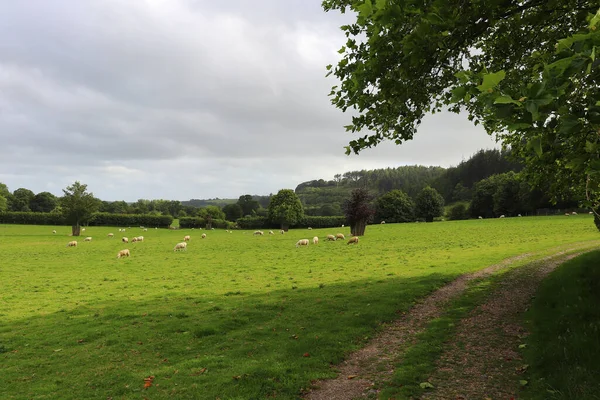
[415,187,445,222]
[375,189,415,223]
[60,181,99,236]
[447,203,470,221]
[343,188,374,236]
[267,189,304,231]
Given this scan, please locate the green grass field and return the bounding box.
[0,216,598,399]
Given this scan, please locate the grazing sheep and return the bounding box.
[269,230,274,235]
[499,215,505,218]
[84,237,92,242]
[174,242,187,252]
[280,229,285,234]
[565,213,570,216]
[132,237,138,243]
[308,227,312,230]
[108,233,114,238]
[478,216,483,219]
[313,236,319,245]
[82,228,86,232]
[122,237,129,243]
[184,235,191,241]
[117,249,130,259]
[336,233,345,240]
[341,224,344,228]
[381,221,386,224]
[137,236,144,242]
[590,211,594,215]
[201,233,207,239]
[52,230,56,234]
[347,236,359,245]
[143,228,148,232]
[254,231,264,236]
[518,214,522,217]
[326,234,336,241]
[572,211,578,215]
[296,239,309,247]
[67,240,78,247]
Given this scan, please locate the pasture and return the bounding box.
[0,216,598,399]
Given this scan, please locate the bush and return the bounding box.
[296,216,347,229]
[447,203,470,221]
[236,216,270,230]
[179,217,207,229]
[0,212,66,225]
[88,213,173,228]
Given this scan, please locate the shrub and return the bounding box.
[447,203,470,221]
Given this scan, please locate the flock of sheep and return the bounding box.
[60,225,360,258]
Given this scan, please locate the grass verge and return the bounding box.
[522,250,600,399]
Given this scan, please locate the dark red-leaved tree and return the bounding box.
[343,188,375,236]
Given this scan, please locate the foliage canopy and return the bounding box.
[60,181,99,236]
[267,189,304,230]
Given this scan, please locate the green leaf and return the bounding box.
[596,101,600,106]
[520,379,529,386]
[450,86,467,103]
[419,382,435,389]
[454,70,470,84]
[585,141,597,153]
[356,0,373,17]
[337,46,346,54]
[375,0,386,10]
[477,71,506,92]
[519,344,527,349]
[529,138,542,157]
[494,95,521,105]
[589,8,600,30]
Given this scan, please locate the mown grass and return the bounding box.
[0,216,597,399]
[522,250,600,400]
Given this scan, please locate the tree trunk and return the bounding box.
[352,219,367,236]
[72,224,81,236]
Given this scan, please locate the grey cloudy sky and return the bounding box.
[0,0,497,202]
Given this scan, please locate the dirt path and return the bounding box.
[303,244,597,400]
[420,251,583,399]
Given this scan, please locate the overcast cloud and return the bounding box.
[0,0,497,201]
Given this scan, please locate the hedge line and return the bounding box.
[179,217,235,229]
[235,216,346,230]
[0,212,173,228]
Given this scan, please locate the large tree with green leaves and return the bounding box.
[11,188,35,212]
[60,181,99,236]
[415,186,445,222]
[323,1,600,218]
[375,189,415,223]
[30,191,58,213]
[267,189,304,231]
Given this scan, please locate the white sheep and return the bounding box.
[347,236,359,245]
[313,236,319,245]
[122,237,129,243]
[499,215,505,218]
[117,249,130,258]
[336,233,345,240]
[137,236,144,242]
[308,227,312,230]
[326,234,336,241]
[84,237,92,242]
[295,239,309,247]
[565,213,570,216]
[572,211,578,215]
[518,214,522,217]
[254,231,264,236]
[280,230,285,234]
[381,221,386,224]
[183,235,191,241]
[341,224,344,228]
[269,230,274,235]
[82,228,86,232]
[52,230,57,234]
[174,242,187,252]
[143,228,148,232]
[201,233,206,239]
[478,216,483,219]
[108,233,114,238]
[66,240,78,247]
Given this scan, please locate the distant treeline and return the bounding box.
[0,149,583,229]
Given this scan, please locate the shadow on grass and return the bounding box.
[1,272,460,400]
